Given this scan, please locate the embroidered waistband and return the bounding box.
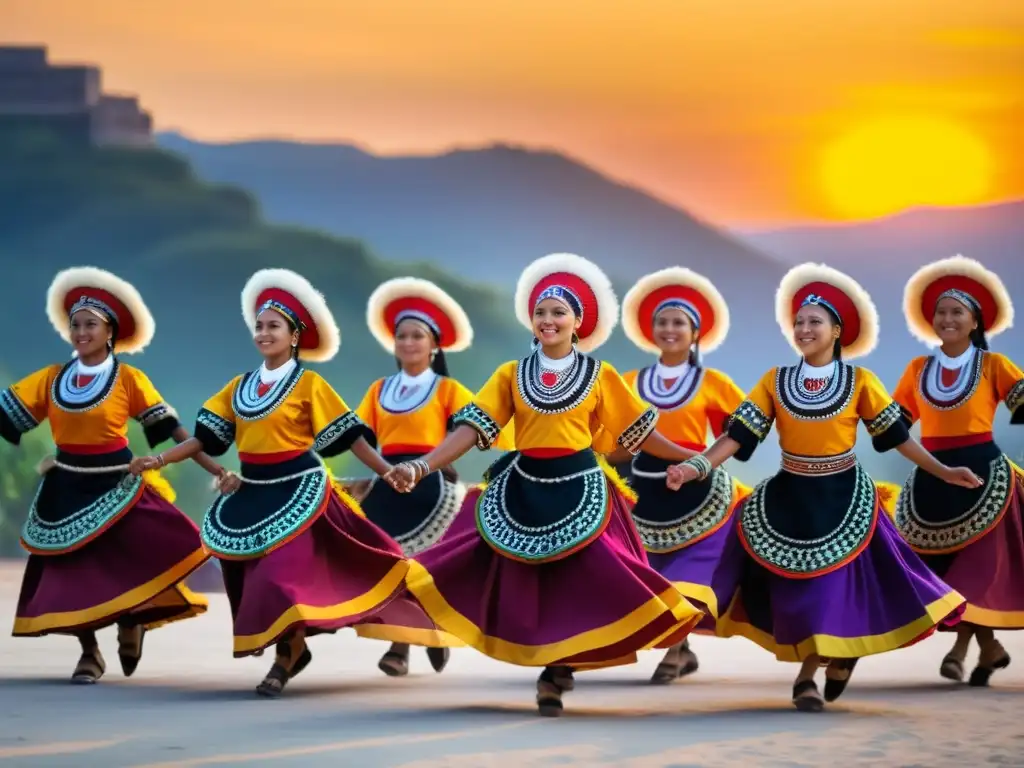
[780,449,856,476]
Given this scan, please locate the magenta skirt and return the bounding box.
[218,490,419,657]
[405,465,703,669]
[13,486,209,637]
[918,466,1024,630]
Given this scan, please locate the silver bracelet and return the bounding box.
[415,459,431,480]
[682,455,713,482]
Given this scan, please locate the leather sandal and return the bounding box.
[378,650,410,677]
[536,680,563,717]
[71,649,106,685]
[940,654,965,682]
[255,640,311,697]
[792,679,824,712]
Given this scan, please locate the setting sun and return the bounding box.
[820,117,994,220]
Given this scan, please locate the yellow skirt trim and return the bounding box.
[961,604,1024,628]
[12,547,209,636]
[354,624,466,648]
[714,589,966,662]
[404,560,703,667]
[232,559,410,654]
[671,581,720,620]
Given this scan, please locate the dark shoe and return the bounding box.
[117,624,146,678]
[426,646,450,673]
[823,658,858,702]
[536,680,563,717]
[969,653,1011,687]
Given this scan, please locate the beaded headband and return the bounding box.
[535,285,584,318]
[69,296,118,325]
[394,309,441,340]
[653,298,701,330]
[258,299,306,331]
[801,294,842,323]
[937,288,981,314]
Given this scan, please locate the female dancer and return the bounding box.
[4,267,218,683]
[611,267,749,683]
[892,255,1024,686]
[666,262,979,712]
[387,253,705,716]
[131,268,412,697]
[355,277,512,677]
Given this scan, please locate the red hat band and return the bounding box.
[637,285,716,346]
[790,281,862,348]
[64,287,137,341]
[921,275,1000,331]
[255,288,322,350]
[386,297,456,346]
[529,272,599,340]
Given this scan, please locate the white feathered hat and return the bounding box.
[241,268,341,363]
[621,266,730,355]
[775,262,879,360]
[515,253,618,353]
[366,277,473,353]
[47,266,155,355]
[902,255,1014,347]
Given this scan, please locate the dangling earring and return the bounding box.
[430,349,438,360]
[571,332,580,346]
[106,339,113,352]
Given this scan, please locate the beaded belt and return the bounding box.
[781,449,856,476]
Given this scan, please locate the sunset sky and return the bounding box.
[7,0,1024,226]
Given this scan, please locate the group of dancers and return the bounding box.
[2,252,1021,715]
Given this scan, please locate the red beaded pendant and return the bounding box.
[540,371,559,388]
[802,377,828,393]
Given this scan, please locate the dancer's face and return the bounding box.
[932,297,976,346]
[532,298,580,350]
[793,305,840,360]
[70,310,113,361]
[394,319,435,371]
[253,309,298,362]
[652,309,695,357]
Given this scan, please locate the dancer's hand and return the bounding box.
[385,463,417,493]
[217,470,242,494]
[129,456,160,475]
[942,465,983,489]
[666,462,699,490]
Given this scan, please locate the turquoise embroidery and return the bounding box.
[200,470,328,558]
[896,455,1011,552]
[741,464,876,575]
[197,408,235,447]
[452,403,501,450]
[476,457,608,561]
[632,467,732,553]
[21,474,143,553]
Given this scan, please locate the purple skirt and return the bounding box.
[919,466,1024,630]
[13,486,209,637]
[645,478,750,634]
[218,490,415,657]
[714,495,965,662]
[405,474,704,669]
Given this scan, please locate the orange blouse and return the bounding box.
[893,350,1024,441]
[622,365,744,451]
[1,360,179,451]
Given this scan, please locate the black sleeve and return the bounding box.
[314,411,376,458]
[194,408,236,458]
[725,400,773,462]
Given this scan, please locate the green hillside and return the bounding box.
[0,129,526,551]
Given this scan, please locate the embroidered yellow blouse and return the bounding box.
[455,358,657,455]
[622,367,744,448]
[356,375,513,454]
[730,365,904,457]
[196,368,365,458]
[0,361,178,449]
[893,352,1024,438]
